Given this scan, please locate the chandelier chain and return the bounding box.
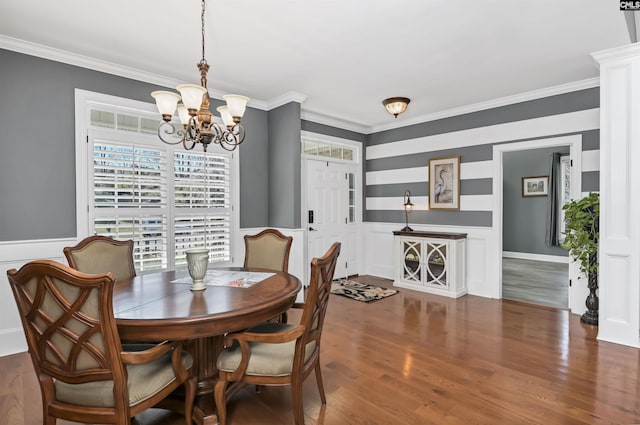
[201,0,206,63]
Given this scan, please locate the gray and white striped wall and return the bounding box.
[362,88,600,298]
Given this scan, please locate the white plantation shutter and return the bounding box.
[91,138,169,272]
[173,151,231,266]
[87,122,233,272]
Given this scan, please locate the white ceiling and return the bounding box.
[0,0,632,133]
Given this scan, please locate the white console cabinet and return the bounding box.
[393,231,467,298]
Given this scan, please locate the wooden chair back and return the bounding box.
[64,235,136,282]
[297,242,341,367]
[243,229,293,272]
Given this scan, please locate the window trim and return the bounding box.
[74,89,240,272]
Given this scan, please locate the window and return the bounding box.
[303,140,355,162]
[348,172,356,223]
[77,90,237,273]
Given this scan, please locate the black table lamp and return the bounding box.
[402,190,414,231]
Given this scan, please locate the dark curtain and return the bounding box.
[545,152,562,246]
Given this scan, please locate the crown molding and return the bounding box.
[300,110,369,134]
[366,77,601,134]
[266,91,308,110]
[0,35,270,110]
[0,35,183,89]
[591,41,640,66]
[1,34,603,132]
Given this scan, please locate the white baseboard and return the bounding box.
[502,251,569,263]
[0,328,27,357]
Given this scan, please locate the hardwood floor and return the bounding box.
[2,275,639,425]
[502,258,568,308]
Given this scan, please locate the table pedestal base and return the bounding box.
[159,336,225,425]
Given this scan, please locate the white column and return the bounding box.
[592,43,640,347]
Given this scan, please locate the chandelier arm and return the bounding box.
[217,125,245,151]
[231,124,246,144]
[157,122,187,146]
[182,138,197,151]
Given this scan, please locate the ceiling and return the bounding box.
[0,0,633,133]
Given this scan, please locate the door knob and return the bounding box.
[309,227,317,231]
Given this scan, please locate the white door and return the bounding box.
[306,159,355,279]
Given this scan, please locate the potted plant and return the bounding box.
[561,192,599,325]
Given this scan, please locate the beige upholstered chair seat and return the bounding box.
[56,350,193,407]
[217,323,315,377]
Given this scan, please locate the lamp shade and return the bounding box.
[216,105,235,127]
[151,91,181,119]
[383,97,411,118]
[176,84,207,110]
[223,94,250,119]
[176,104,191,126]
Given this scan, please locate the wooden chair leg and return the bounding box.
[183,376,197,425]
[314,361,326,404]
[44,413,56,425]
[291,377,305,425]
[214,380,229,425]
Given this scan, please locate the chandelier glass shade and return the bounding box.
[151,0,249,152]
[382,97,410,118]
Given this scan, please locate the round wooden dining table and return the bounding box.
[113,269,301,425]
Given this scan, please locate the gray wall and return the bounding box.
[365,88,600,227]
[502,147,569,256]
[268,103,302,228]
[0,48,270,241]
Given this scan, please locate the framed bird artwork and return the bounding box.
[428,156,460,210]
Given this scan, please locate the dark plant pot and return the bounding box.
[580,253,598,326]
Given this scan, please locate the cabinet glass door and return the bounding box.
[402,240,421,283]
[425,242,447,287]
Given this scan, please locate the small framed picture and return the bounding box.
[429,156,460,210]
[522,176,549,197]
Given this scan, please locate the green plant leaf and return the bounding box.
[561,192,599,276]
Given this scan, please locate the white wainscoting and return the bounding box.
[361,222,498,299]
[0,238,77,357]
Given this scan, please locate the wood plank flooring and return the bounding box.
[502,258,568,308]
[2,275,639,425]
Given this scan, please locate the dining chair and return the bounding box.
[6,260,196,425]
[244,228,294,323]
[243,228,293,272]
[64,235,136,282]
[214,242,341,425]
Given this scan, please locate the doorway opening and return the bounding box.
[493,135,583,312]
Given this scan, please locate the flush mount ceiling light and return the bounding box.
[382,97,411,118]
[151,0,249,152]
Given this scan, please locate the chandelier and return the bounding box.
[151,0,249,152]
